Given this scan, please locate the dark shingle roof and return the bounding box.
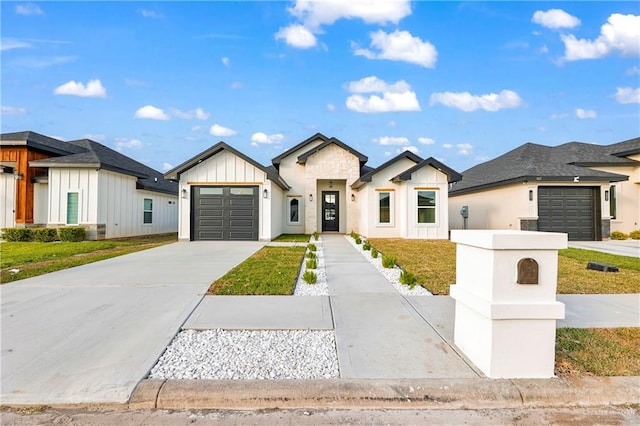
[392,157,463,183]
[450,140,634,195]
[296,136,368,165]
[4,131,177,195]
[607,137,640,157]
[164,142,290,190]
[271,132,330,167]
[351,151,422,190]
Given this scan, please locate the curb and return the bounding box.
[129,376,640,410]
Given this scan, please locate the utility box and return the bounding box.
[449,230,567,378]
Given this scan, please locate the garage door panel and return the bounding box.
[192,186,258,241]
[538,186,598,241]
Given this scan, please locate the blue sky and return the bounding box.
[2,1,639,174]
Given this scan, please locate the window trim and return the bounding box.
[288,196,302,224]
[609,185,618,221]
[416,188,438,225]
[376,189,394,226]
[143,198,153,225]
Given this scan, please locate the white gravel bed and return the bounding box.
[149,329,339,380]
[293,238,328,296]
[346,236,432,296]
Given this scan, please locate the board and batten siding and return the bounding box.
[405,167,450,239]
[177,150,272,241]
[0,171,16,228]
[48,168,99,226]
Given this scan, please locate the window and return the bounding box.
[143,198,153,224]
[66,192,79,225]
[417,190,437,224]
[289,198,300,223]
[378,191,391,224]
[609,185,617,219]
[230,187,254,196]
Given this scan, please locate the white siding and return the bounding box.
[270,184,285,239]
[0,172,16,228]
[33,183,48,225]
[405,167,450,239]
[48,168,99,225]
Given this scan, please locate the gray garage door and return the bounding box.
[192,186,259,241]
[538,186,600,241]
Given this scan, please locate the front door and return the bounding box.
[322,191,339,232]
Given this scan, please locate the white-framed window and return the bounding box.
[288,197,301,224]
[66,192,79,225]
[143,198,153,224]
[377,190,394,225]
[609,185,617,220]
[417,189,437,224]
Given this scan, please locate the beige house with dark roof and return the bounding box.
[165,133,461,241]
[448,137,640,241]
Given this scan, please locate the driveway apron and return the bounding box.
[0,241,264,405]
[322,235,478,379]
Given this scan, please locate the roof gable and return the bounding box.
[0,131,84,156]
[271,132,330,167]
[351,151,422,190]
[392,157,463,183]
[164,141,290,190]
[296,137,368,165]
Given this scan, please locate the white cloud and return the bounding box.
[275,24,317,49]
[170,107,210,120]
[251,132,284,146]
[614,87,640,104]
[373,136,409,146]
[532,9,580,29]
[345,76,420,113]
[417,137,435,145]
[16,3,44,15]
[562,13,640,61]
[327,103,335,111]
[1,105,27,115]
[54,79,107,98]
[353,30,437,68]
[134,105,169,120]
[141,9,163,19]
[388,120,396,127]
[0,38,31,51]
[457,143,473,155]
[443,144,453,149]
[575,108,597,119]
[626,65,640,76]
[399,146,419,155]
[210,124,237,137]
[115,138,144,151]
[429,90,522,112]
[162,162,173,172]
[83,134,106,142]
[288,0,411,30]
[221,57,230,66]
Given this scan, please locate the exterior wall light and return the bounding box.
[181,188,188,199]
[351,193,355,202]
[528,189,533,201]
[604,190,609,201]
[14,171,24,180]
[263,188,268,199]
[309,194,313,202]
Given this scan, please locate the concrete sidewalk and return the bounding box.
[569,239,640,257]
[0,241,265,405]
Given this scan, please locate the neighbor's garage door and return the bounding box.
[538,186,599,241]
[192,186,258,240]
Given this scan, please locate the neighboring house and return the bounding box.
[1,131,178,239]
[448,137,640,241]
[165,132,461,241]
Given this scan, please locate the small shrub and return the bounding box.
[306,258,317,269]
[354,237,362,244]
[381,255,396,269]
[313,231,319,241]
[610,231,629,240]
[302,270,317,284]
[33,228,59,242]
[399,271,418,289]
[362,242,371,251]
[350,230,359,239]
[629,230,640,240]
[306,251,316,259]
[371,248,379,258]
[58,226,86,242]
[1,227,34,242]
[307,243,317,252]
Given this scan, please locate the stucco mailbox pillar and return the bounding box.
[449,230,567,378]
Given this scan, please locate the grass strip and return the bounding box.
[208,246,306,295]
[555,328,640,376]
[271,234,310,242]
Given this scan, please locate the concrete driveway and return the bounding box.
[0,241,264,405]
[568,240,640,257]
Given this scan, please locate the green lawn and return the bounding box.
[271,234,311,242]
[207,246,306,295]
[1,234,177,283]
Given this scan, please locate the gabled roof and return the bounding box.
[392,157,463,183]
[450,140,634,196]
[608,137,640,157]
[29,139,178,195]
[351,151,422,190]
[296,137,368,165]
[0,131,85,156]
[164,142,290,190]
[271,132,330,168]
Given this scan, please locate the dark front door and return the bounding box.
[322,191,339,232]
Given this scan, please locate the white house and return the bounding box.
[165,133,461,241]
[1,131,178,240]
[448,137,640,241]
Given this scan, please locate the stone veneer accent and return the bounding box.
[519,219,538,232]
[600,218,610,240]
